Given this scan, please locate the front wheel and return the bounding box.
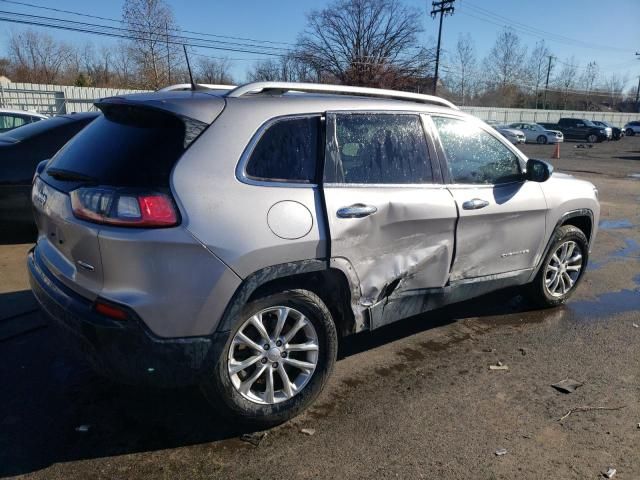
[201,289,338,428]
[587,133,598,143]
[527,225,588,308]
[537,135,548,144]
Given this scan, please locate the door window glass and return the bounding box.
[330,113,432,184]
[433,116,522,185]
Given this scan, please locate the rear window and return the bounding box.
[46,106,206,188]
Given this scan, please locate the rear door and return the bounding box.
[322,111,457,305]
[429,115,547,281]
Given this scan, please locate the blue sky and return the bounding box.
[1,0,638,88]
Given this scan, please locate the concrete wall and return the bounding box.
[0,82,637,125]
[460,106,637,126]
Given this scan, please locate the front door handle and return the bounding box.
[337,204,378,218]
[462,198,490,210]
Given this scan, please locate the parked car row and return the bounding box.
[486,117,635,145]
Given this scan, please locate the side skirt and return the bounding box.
[368,268,533,330]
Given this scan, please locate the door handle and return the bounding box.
[337,204,378,218]
[462,198,490,210]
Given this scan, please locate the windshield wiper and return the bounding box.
[46,168,98,183]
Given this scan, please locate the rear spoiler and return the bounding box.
[95,90,225,125]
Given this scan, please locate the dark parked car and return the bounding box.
[592,121,623,140]
[0,112,99,224]
[554,118,608,143]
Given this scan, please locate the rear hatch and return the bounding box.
[32,92,224,299]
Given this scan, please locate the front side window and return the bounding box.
[432,116,522,185]
[245,116,320,183]
[329,113,433,184]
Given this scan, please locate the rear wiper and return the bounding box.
[46,168,98,183]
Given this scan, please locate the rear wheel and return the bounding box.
[528,225,588,308]
[587,133,598,143]
[201,289,338,428]
[536,135,548,144]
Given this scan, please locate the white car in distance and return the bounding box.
[508,122,564,144]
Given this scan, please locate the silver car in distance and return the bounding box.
[29,82,600,427]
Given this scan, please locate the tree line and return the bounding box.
[0,0,636,112]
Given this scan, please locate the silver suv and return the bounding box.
[28,82,600,426]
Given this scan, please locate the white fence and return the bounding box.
[0,82,148,114]
[0,82,638,124]
[459,106,637,125]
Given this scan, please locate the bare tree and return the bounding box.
[121,0,182,89]
[483,28,527,91]
[578,61,599,108]
[602,73,628,107]
[8,29,74,84]
[525,40,550,108]
[196,57,234,85]
[445,33,476,105]
[247,54,319,83]
[554,57,578,109]
[296,0,433,88]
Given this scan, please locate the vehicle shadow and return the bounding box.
[0,222,37,245]
[0,287,540,477]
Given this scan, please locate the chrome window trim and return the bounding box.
[236,113,323,188]
[323,182,446,189]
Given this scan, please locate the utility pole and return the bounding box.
[430,0,455,95]
[635,53,639,112]
[543,55,554,110]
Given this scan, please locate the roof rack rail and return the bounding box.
[157,83,236,92]
[226,81,458,110]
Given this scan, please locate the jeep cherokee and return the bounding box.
[28,82,600,427]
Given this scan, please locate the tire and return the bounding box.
[625,128,634,136]
[536,135,548,144]
[527,225,589,308]
[586,133,598,143]
[200,289,338,428]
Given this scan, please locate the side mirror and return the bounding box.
[525,158,553,182]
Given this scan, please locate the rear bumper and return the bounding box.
[28,248,226,387]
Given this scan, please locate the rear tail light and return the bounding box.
[94,299,129,320]
[71,187,178,227]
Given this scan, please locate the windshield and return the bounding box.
[0,116,69,142]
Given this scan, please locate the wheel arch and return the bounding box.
[532,209,594,279]
[215,259,366,337]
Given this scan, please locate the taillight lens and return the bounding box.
[70,187,178,227]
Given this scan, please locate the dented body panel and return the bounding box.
[323,185,457,304]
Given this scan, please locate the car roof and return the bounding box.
[98,82,461,124]
[0,108,48,118]
[0,111,99,143]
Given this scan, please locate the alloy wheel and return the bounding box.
[544,241,583,297]
[227,306,319,405]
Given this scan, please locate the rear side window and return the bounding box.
[433,116,521,185]
[328,113,433,184]
[245,116,320,183]
[46,106,206,188]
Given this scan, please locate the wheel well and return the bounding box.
[248,269,356,337]
[561,215,592,241]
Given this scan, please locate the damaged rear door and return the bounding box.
[322,111,457,307]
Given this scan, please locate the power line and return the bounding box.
[459,1,625,52]
[0,10,291,57]
[0,0,295,47]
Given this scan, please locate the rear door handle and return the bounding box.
[462,198,490,210]
[337,204,378,218]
